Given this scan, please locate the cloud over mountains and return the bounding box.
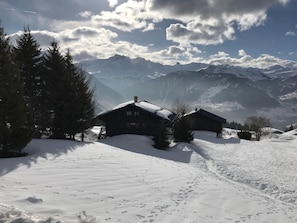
[2,0,296,67]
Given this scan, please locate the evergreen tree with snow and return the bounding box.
[0,25,31,157]
[14,27,45,137]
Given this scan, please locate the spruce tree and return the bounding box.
[14,27,45,137]
[0,25,31,157]
[43,42,95,139]
[63,51,95,140]
[43,41,69,138]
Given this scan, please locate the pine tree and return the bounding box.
[173,118,193,143]
[14,27,45,137]
[153,121,170,150]
[0,25,31,157]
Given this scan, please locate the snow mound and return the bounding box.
[77,211,97,223]
[26,196,43,204]
[0,207,22,219]
[0,206,47,223]
[280,129,297,140]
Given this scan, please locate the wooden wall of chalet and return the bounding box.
[183,113,224,134]
[99,104,171,136]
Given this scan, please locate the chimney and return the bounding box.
[134,96,138,103]
[195,108,198,112]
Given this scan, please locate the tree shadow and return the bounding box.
[0,139,89,176]
[101,134,194,164]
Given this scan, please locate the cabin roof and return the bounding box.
[98,100,175,121]
[184,108,226,123]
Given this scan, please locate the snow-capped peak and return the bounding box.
[203,64,269,81]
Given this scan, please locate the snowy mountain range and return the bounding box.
[81,55,297,128]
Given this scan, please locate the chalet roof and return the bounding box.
[98,100,175,121]
[184,108,226,124]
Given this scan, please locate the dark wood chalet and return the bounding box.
[182,108,226,135]
[97,97,175,137]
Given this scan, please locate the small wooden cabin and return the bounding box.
[97,97,175,137]
[182,108,226,135]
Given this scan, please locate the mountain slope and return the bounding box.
[88,75,124,112]
[81,55,297,126]
[124,70,280,123]
[80,55,206,90]
[202,64,269,81]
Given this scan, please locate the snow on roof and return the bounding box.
[112,100,134,110]
[184,110,196,116]
[97,101,133,116]
[184,108,226,123]
[99,100,175,121]
[261,127,284,134]
[136,100,174,120]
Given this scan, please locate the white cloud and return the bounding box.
[142,23,155,32]
[203,51,296,69]
[5,0,292,59]
[279,0,291,5]
[146,0,288,45]
[210,51,230,59]
[10,27,120,61]
[238,49,247,57]
[6,0,296,69]
[285,31,296,36]
[78,11,92,18]
[166,19,236,45]
[10,24,297,69]
[91,0,156,32]
[108,0,118,8]
[76,0,290,46]
[24,10,37,14]
[231,10,267,31]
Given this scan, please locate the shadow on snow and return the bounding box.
[100,134,194,164]
[0,139,90,176]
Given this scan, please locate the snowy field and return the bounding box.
[1,129,297,223]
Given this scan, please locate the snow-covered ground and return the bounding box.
[1,129,297,222]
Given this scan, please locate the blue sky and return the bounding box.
[1,0,297,68]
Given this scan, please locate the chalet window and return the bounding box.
[127,122,139,128]
[127,111,139,116]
